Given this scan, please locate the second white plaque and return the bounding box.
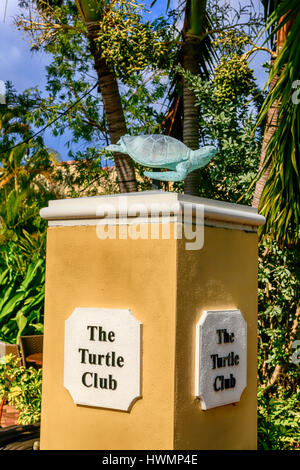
[195,309,247,410]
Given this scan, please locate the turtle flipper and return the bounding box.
[144,169,188,182]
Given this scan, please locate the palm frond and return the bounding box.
[260,0,281,48]
[257,1,300,245]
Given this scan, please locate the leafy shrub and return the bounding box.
[0,354,42,425]
[0,258,45,344]
[257,239,300,450]
[0,190,47,344]
[258,389,300,450]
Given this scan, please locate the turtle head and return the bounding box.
[104,136,126,153]
[190,146,217,170]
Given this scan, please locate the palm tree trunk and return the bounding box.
[252,17,292,208]
[182,0,208,196]
[183,36,201,195]
[252,65,279,208]
[86,22,137,193]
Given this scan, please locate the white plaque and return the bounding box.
[64,308,142,411]
[195,309,247,410]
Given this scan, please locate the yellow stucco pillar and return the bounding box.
[39,191,264,450]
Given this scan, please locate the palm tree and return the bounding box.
[253,0,300,245]
[74,0,137,193]
[33,0,138,193]
[0,86,55,193]
[252,1,292,207]
[182,0,212,195]
[158,0,214,195]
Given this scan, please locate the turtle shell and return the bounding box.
[120,134,190,166]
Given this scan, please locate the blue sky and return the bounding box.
[1,0,270,161]
[1,1,49,89]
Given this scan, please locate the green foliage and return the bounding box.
[0,190,46,345]
[255,0,300,246]
[256,239,300,450]
[258,388,300,450]
[0,87,51,344]
[0,354,42,425]
[0,190,47,247]
[0,257,45,343]
[258,240,299,376]
[213,32,256,105]
[0,84,54,190]
[252,3,300,446]
[176,66,261,203]
[122,72,170,135]
[95,0,175,80]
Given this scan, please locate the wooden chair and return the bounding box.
[19,335,43,369]
[0,341,21,362]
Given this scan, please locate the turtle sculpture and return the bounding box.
[105,134,217,182]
